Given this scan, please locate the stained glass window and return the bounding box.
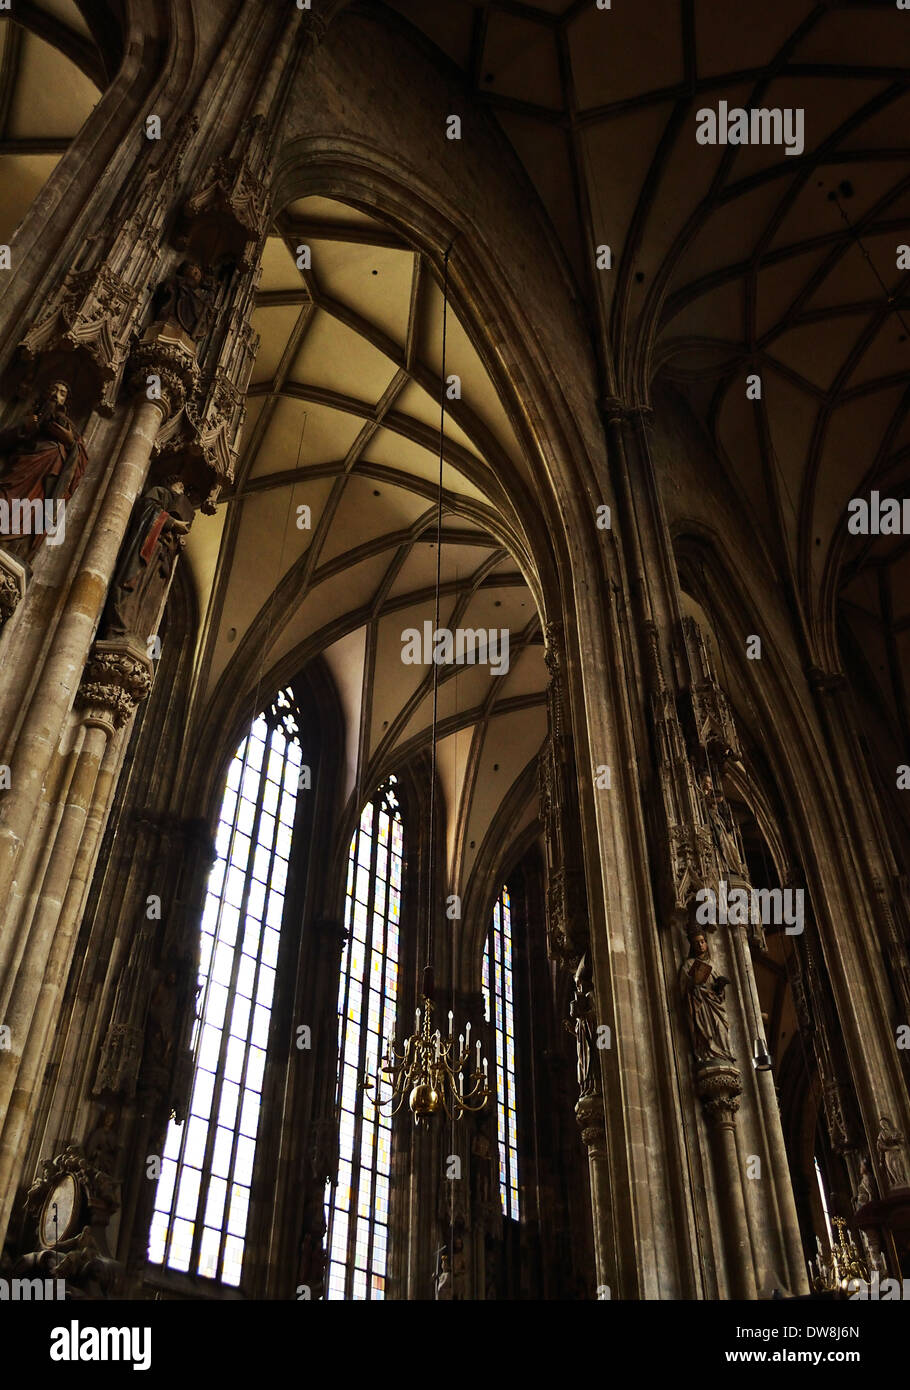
[325,777,403,1300]
[483,884,519,1220]
[147,688,303,1286]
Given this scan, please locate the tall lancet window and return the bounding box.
[483,884,519,1219]
[148,688,303,1286]
[325,777,403,1300]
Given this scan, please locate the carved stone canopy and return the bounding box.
[546,866,588,965]
[17,265,142,417]
[0,549,26,632]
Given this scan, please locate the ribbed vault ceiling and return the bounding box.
[190,199,547,890]
[4,0,908,873]
[384,0,910,811]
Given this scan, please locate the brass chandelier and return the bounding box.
[807,1216,869,1295]
[363,244,490,1128]
[364,967,490,1126]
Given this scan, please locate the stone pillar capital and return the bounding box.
[696,1062,742,1130]
[128,330,200,422]
[75,638,154,732]
[576,1092,607,1158]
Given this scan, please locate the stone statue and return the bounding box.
[701,774,744,877]
[50,1226,118,1298]
[0,380,88,562]
[876,1115,909,1191]
[679,931,734,1063]
[855,1154,875,1209]
[566,952,598,1098]
[84,1108,118,1176]
[471,1126,494,1209]
[145,967,180,1068]
[101,484,193,642]
[152,259,216,343]
[435,1250,453,1301]
[25,1160,56,1216]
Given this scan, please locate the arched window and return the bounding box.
[483,883,519,1220]
[324,777,403,1300]
[148,688,303,1286]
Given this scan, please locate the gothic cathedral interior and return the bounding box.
[1,0,909,1327]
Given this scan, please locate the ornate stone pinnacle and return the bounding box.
[76,639,154,731]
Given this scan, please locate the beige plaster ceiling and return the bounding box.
[0,6,99,244]
[190,198,546,893]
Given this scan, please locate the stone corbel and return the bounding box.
[129,329,201,426]
[75,639,154,734]
[695,1062,743,1128]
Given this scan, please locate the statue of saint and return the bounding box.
[435,1250,453,1301]
[152,260,215,343]
[701,774,744,877]
[84,1108,118,1177]
[679,931,734,1063]
[0,380,87,563]
[145,967,180,1068]
[854,1154,875,1209]
[876,1115,909,1191]
[471,1126,494,1208]
[565,952,598,1098]
[101,484,193,642]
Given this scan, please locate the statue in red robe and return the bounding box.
[0,380,88,563]
[101,482,193,643]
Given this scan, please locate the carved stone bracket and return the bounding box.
[75,638,154,732]
[576,1092,607,1159]
[696,1063,742,1129]
[128,330,201,425]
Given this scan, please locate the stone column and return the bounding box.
[695,1062,756,1298]
[723,910,809,1292]
[0,383,186,1007]
[575,1092,613,1295]
[0,640,153,1235]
